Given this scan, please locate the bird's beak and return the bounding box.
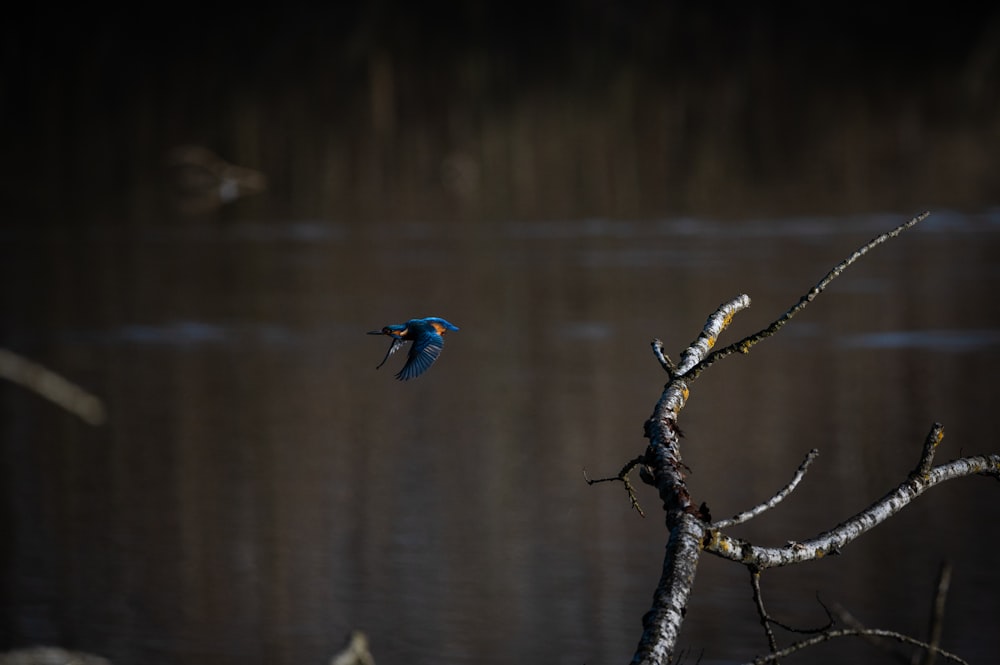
[367,330,384,335]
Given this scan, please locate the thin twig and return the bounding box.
[751,572,833,650]
[713,449,819,529]
[685,211,930,382]
[747,628,969,665]
[764,598,834,636]
[749,567,779,656]
[832,603,906,661]
[584,456,647,517]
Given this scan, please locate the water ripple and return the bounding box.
[839,329,1000,352]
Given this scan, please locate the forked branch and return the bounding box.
[584,457,647,517]
[593,211,999,664]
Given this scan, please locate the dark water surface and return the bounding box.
[2,210,1000,664]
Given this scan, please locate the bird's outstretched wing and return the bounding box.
[396,332,445,380]
[375,337,405,370]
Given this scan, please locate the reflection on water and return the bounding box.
[2,211,1000,665]
[840,329,1000,351]
[66,322,304,348]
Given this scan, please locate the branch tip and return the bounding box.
[914,422,946,478]
[583,457,647,517]
[712,448,819,529]
[651,339,677,375]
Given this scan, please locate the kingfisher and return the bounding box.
[367,317,459,380]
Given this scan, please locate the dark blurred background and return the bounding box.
[3,3,999,224]
[2,5,1000,665]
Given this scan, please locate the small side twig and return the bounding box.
[751,567,835,659]
[832,603,904,660]
[750,567,779,656]
[912,423,945,479]
[584,456,647,517]
[651,339,676,376]
[713,449,819,529]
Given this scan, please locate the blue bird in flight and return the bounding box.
[367,317,460,380]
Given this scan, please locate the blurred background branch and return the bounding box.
[0,348,106,425]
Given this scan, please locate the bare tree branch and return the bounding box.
[632,296,750,665]
[596,210,996,663]
[631,515,705,665]
[0,348,106,425]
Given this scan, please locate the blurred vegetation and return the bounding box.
[2,3,999,223]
